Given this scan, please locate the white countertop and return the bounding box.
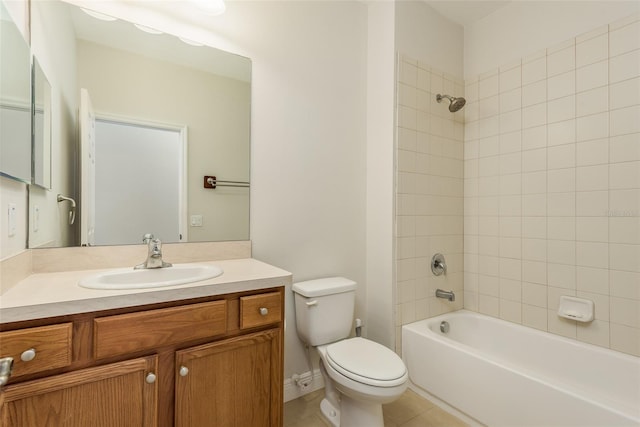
[0,258,292,324]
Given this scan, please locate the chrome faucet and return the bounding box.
[135,234,172,269]
[436,289,455,302]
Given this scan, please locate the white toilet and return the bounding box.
[292,277,408,427]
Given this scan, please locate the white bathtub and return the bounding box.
[402,310,640,427]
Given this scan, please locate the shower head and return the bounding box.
[436,94,466,112]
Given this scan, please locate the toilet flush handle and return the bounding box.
[305,300,318,307]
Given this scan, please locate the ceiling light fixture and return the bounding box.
[179,37,205,47]
[193,0,226,16]
[80,8,117,22]
[133,23,164,35]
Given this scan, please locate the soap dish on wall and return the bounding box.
[557,296,594,322]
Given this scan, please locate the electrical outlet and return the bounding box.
[33,205,40,232]
[7,203,16,237]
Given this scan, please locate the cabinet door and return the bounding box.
[175,328,282,427]
[0,356,158,427]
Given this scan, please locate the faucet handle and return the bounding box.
[142,233,155,244]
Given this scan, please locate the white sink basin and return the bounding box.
[78,264,224,290]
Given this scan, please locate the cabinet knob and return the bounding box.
[21,349,36,362]
[259,307,268,316]
[145,373,156,384]
[179,366,189,377]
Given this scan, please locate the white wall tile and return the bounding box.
[547,192,576,216]
[547,168,576,193]
[500,66,521,93]
[523,148,547,172]
[576,190,608,216]
[609,243,640,273]
[610,217,640,244]
[610,323,640,356]
[577,241,609,268]
[609,77,640,110]
[500,131,522,154]
[610,105,640,136]
[610,161,640,189]
[576,60,608,92]
[522,260,547,285]
[523,217,547,239]
[522,125,547,150]
[548,240,576,265]
[548,70,576,100]
[576,112,609,142]
[609,189,639,216]
[548,95,575,124]
[576,217,608,242]
[522,194,547,216]
[523,103,547,129]
[522,171,547,194]
[609,49,640,84]
[522,56,546,85]
[523,304,548,330]
[548,263,576,289]
[577,164,609,191]
[479,73,500,99]
[548,144,576,170]
[576,86,608,117]
[577,138,609,166]
[610,269,640,300]
[523,238,547,262]
[576,33,608,68]
[547,46,575,77]
[577,266,609,294]
[610,21,640,57]
[500,87,522,113]
[522,80,547,107]
[577,319,610,347]
[548,217,576,240]
[547,120,576,146]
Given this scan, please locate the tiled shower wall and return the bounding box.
[463,14,640,356]
[395,55,465,351]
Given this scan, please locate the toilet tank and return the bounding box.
[292,277,356,346]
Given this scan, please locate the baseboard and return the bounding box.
[283,368,324,402]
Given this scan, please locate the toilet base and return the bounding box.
[320,398,340,427]
[320,395,384,427]
[339,394,384,427]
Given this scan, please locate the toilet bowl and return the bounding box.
[292,277,409,426]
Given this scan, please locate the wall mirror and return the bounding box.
[28,1,251,248]
[0,1,31,184]
[32,58,52,189]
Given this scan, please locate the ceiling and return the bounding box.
[425,1,511,26]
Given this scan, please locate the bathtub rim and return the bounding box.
[402,310,640,424]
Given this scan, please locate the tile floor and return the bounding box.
[284,388,469,427]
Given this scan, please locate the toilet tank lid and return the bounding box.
[292,277,356,297]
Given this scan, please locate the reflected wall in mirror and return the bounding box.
[0,1,31,184]
[28,1,251,248]
[32,58,52,189]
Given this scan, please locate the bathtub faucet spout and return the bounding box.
[436,289,455,302]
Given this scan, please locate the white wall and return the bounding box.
[365,1,396,350]
[465,1,640,78]
[395,0,464,80]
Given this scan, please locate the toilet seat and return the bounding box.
[325,337,407,388]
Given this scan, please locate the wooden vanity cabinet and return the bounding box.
[0,287,284,427]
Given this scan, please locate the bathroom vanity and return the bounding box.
[0,257,289,427]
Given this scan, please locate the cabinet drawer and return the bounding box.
[94,300,227,359]
[240,292,282,329]
[0,323,72,378]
